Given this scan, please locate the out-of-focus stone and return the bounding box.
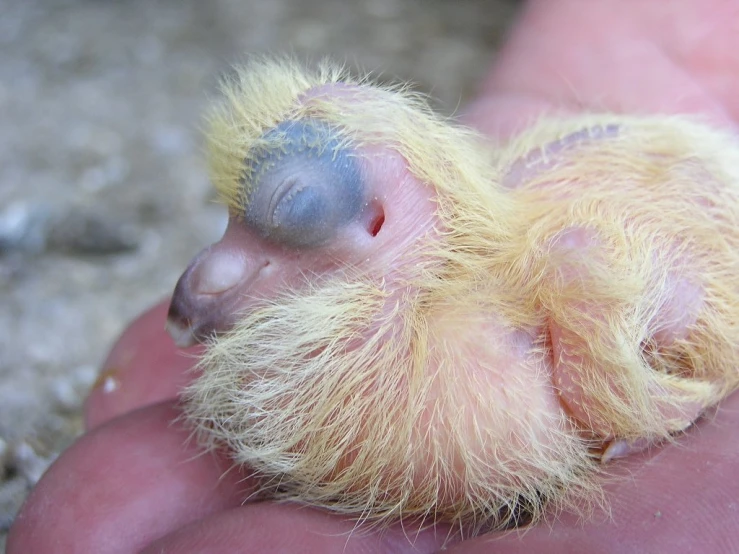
[46,208,140,255]
[0,438,8,475]
[0,202,50,255]
[11,441,53,486]
[0,476,27,532]
[48,365,98,413]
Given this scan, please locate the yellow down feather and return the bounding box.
[184,58,739,534]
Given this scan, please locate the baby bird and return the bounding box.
[166,59,739,533]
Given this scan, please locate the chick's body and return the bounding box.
[170,60,739,533]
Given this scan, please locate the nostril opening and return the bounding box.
[258,259,274,278]
[364,200,386,238]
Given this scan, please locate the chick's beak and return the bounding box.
[166,215,280,348]
[166,244,254,347]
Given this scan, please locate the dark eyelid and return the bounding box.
[241,120,364,249]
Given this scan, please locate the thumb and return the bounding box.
[462,0,732,139]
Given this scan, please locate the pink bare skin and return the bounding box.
[9,1,739,552]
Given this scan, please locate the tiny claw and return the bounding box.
[601,438,652,464]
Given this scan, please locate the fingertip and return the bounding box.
[142,502,454,554]
[84,300,204,430]
[461,92,567,141]
[8,402,248,554]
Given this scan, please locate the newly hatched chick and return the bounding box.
[166,59,739,533]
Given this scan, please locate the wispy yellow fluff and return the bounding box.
[185,57,739,535]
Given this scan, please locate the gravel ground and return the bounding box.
[0,0,519,547]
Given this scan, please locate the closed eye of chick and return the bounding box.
[166,58,739,535]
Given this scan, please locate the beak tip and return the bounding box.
[165,317,198,348]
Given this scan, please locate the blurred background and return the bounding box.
[0,0,520,545]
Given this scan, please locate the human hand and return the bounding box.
[9,1,739,552]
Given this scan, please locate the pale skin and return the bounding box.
[8,1,739,552]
